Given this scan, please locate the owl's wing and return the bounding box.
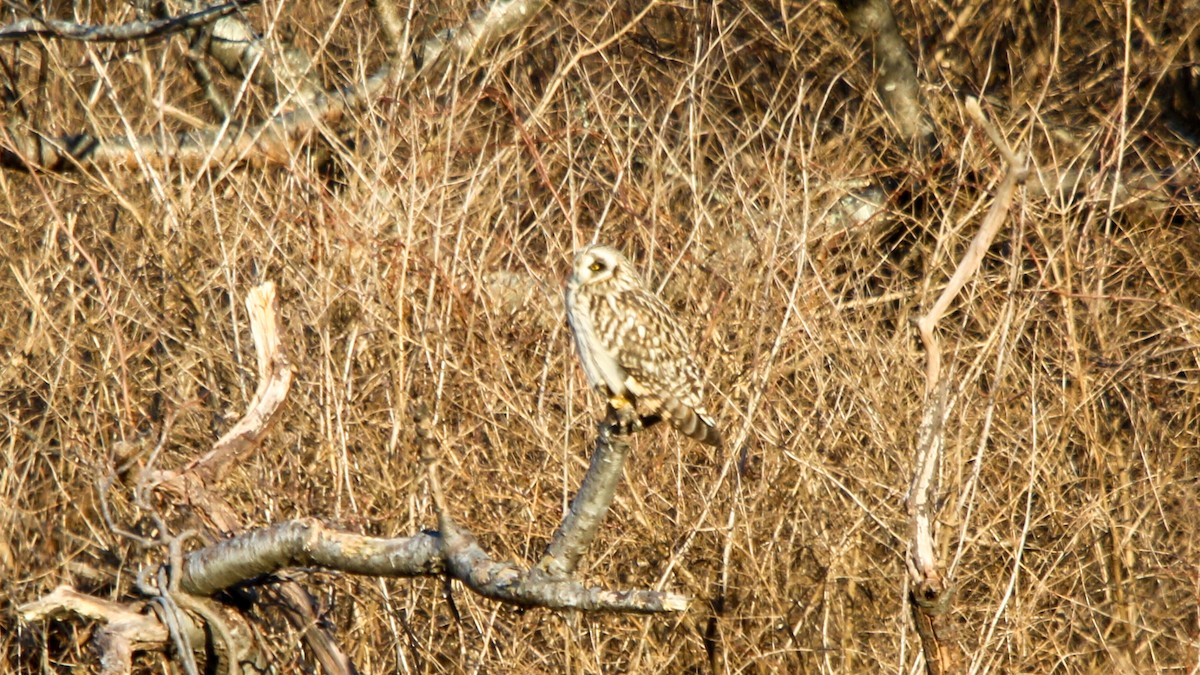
[615,295,722,446]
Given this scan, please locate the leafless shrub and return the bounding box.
[2,0,1198,672]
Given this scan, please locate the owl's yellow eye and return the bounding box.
[589,262,604,272]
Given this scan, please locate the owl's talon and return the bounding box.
[605,402,642,437]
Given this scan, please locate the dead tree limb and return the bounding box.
[906,97,1026,675]
[539,421,632,578]
[19,586,171,675]
[140,282,353,675]
[179,518,687,613]
[0,0,549,172]
[834,0,937,154]
[194,5,325,108]
[905,380,956,675]
[0,0,260,43]
[179,282,293,483]
[915,98,1027,392]
[18,521,686,669]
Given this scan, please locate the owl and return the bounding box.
[565,244,721,446]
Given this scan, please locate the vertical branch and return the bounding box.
[907,98,1026,674]
[538,423,631,578]
[905,379,958,675]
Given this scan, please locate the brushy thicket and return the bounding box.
[2,0,1199,672]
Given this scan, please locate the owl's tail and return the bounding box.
[660,398,722,447]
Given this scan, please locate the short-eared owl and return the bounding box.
[565,244,721,446]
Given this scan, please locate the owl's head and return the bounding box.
[568,245,641,291]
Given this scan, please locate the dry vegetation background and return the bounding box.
[3,0,1200,672]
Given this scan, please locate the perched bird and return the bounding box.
[564,244,721,446]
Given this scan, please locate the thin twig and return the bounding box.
[964,97,1017,166]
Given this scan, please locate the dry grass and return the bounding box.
[2,0,1199,672]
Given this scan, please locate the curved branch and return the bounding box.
[181,519,443,595]
[907,98,1026,675]
[915,98,1027,390]
[539,424,631,578]
[19,585,254,675]
[183,282,292,481]
[17,517,686,669]
[181,518,686,613]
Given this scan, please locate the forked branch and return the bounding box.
[18,279,686,673]
[179,518,686,612]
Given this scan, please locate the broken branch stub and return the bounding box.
[905,380,959,675]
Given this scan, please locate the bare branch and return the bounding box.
[18,515,686,670]
[906,98,1027,675]
[181,282,292,481]
[19,520,686,668]
[180,519,440,594]
[964,97,1016,166]
[539,424,632,578]
[20,584,263,675]
[185,30,231,118]
[411,0,549,84]
[0,0,261,43]
[906,380,947,584]
[915,98,1028,392]
[834,0,936,153]
[178,518,687,613]
[20,586,165,640]
[0,0,549,172]
[136,282,352,674]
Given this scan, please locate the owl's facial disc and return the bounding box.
[576,246,621,284]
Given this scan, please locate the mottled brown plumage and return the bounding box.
[565,245,721,446]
